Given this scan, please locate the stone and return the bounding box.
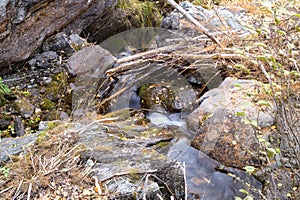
[13,116,25,136]
[187,77,275,132]
[188,77,276,168]
[78,115,186,199]
[29,51,58,69]
[168,136,262,199]
[0,133,37,164]
[14,98,35,119]
[70,45,116,117]
[162,1,247,34]
[0,0,117,74]
[191,108,260,168]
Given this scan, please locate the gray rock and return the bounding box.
[70,45,116,117]
[14,116,25,136]
[14,99,35,119]
[188,77,275,132]
[0,133,37,164]
[161,1,248,35]
[78,118,185,199]
[169,137,262,199]
[38,120,60,131]
[29,51,58,69]
[42,32,74,55]
[0,0,117,74]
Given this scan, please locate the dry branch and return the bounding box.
[166,0,221,46]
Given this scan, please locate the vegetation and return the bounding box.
[0,77,11,106]
[118,0,163,27]
[222,1,300,199]
[0,0,299,199]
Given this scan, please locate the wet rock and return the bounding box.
[168,137,262,199]
[13,116,25,137]
[139,83,182,112]
[0,0,117,74]
[14,98,35,119]
[0,133,37,164]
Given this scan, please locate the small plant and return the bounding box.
[0,166,10,177]
[0,77,11,106]
[0,77,11,95]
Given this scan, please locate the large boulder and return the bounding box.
[188,77,275,168]
[0,0,117,74]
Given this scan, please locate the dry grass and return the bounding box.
[0,125,99,199]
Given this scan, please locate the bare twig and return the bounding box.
[12,178,24,199]
[100,169,158,183]
[0,186,13,195]
[27,182,32,200]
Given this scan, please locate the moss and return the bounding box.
[118,0,162,27]
[35,130,48,144]
[40,99,56,110]
[45,72,68,101]
[35,121,61,144]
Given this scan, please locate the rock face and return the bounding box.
[0,0,117,74]
[188,77,275,168]
[77,111,186,199]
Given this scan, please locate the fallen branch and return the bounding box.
[166,0,221,46]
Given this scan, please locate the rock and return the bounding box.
[14,98,35,119]
[0,0,117,74]
[191,108,260,168]
[38,120,60,131]
[0,133,37,164]
[161,1,247,35]
[59,111,70,121]
[13,116,25,136]
[78,114,186,199]
[70,45,116,117]
[29,51,58,69]
[168,137,262,199]
[0,116,11,130]
[187,77,275,131]
[67,45,116,76]
[188,77,275,168]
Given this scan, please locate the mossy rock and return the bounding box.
[139,83,178,112]
[14,98,35,119]
[45,72,68,101]
[118,0,162,28]
[40,99,56,110]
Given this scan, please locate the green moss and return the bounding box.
[118,0,162,27]
[45,72,68,101]
[35,121,61,144]
[36,130,48,144]
[0,77,11,107]
[40,99,56,110]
